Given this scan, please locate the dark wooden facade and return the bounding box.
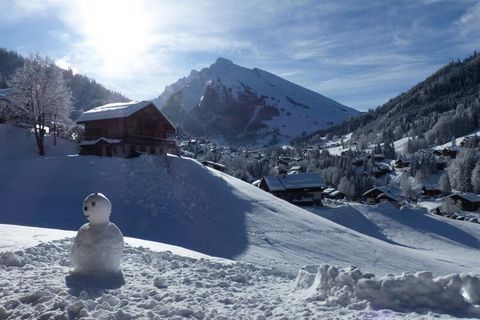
[448,194,480,212]
[78,103,177,157]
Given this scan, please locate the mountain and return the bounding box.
[153,58,359,145]
[0,48,128,113]
[297,52,480,147]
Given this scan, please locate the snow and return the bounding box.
[79,137,122,146]
[433,129,480,151]
[2,153,480,277]
[0,224,479,319]
[263,173,326,191]
[0,124,78,161]
[71,222,124,274]
[0,224,215,261]
[296,264,480,318]
[76,100,153,123]
[3,132,480,317]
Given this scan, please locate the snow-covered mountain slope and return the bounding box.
[2,153,480,276]
[2,224,480,319]
[0,124,78,161]
[153,58,359,144]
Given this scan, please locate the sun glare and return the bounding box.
[78,0,152,75]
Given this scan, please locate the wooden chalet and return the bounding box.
[259,173,326,205]
[446,193,480,212]
[433,147,459,158]
[76,101,177,157]
[421,186,443,197]
[362,186,399,204]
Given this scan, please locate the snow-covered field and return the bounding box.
[2,225,479,319]
[2,125,480,318]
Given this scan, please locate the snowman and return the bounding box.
[66,193,125,288]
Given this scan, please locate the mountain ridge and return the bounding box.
[153,58,360,145]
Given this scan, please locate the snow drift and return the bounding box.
[296,264,480,318]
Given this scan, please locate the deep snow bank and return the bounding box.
[296,264,480,318]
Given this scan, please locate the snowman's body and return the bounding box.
[71,222,124,275]
[67,193,124,288]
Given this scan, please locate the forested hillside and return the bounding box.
[298,52,480,148]
[0,48,127,113]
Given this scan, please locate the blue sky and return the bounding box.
[0,0,479,111]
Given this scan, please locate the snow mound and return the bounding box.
[296,264,480,318]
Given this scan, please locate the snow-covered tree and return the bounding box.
[8,54,72,155]
[448,148,477,192]
[439,173,452,193]
[472,161,480,194]
[337,176,355,200]
[442,198,461,214]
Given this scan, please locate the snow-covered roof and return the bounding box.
[329,190,343,197]
[362,186,391,197]
[376,192,401,202]
[76,100,154,123]
[322,187,336,194]
[263,173,326,191]
[449,193,480,203]
[79,137,122,146]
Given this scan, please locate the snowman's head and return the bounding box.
[83,193,111,224]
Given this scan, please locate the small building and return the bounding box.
[362,186,397,204]
[322,187,336,197]
[376,192,401,206]
[328,190,345,200]
[446,193,480,212]
[433,147,459,159]
[258,173,326,205]
[202,160,226,172]
[76,101,177,157]
[421,186,443,197]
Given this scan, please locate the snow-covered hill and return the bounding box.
[2,152,480,277]
[153,58,359,144]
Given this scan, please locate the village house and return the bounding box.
[421,185,443,197]
[446,193,480,212]
[433,146,459,158]
[76,100,177,157]
[362,186,400,205]
[258,173,326,205]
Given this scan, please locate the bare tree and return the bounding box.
[9,54,72,155]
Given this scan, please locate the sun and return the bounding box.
[77,0,153,75]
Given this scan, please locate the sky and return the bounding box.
[0,0,479,111]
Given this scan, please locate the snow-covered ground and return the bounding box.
[0,124,78,161]
[1,225,479,319]
[3,153,480,276]
[2,125,480,318]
